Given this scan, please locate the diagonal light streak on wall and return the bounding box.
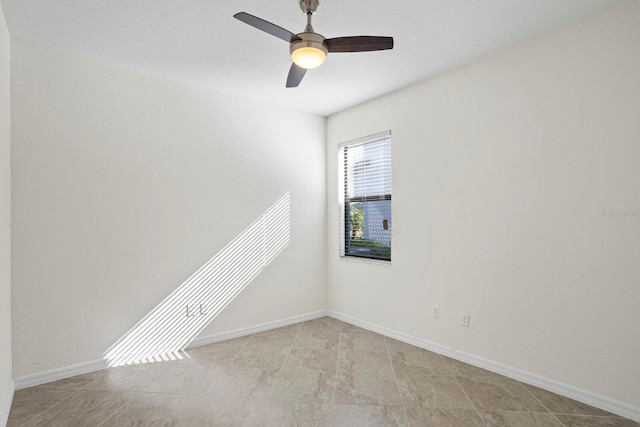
[104,193,290,367]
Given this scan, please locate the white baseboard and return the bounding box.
[12,309,637,422]
[187,310,328,348]
[13,310,328,392]
[1,380,14,427]
[13,359,107,391]
[327,310,640,422]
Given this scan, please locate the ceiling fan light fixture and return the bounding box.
[233,1,394,87]
[290,35,328,69]
[291,46,326,69]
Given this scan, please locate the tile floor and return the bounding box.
[7,317,638,426]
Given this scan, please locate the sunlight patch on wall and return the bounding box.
[104,193,290,367]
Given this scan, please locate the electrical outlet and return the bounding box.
[186,305,196,318]
[432,305,439,319]
[460,312,470,327]
[186,303,207,317]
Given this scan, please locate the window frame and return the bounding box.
[338,131,392,262]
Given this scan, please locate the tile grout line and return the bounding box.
[221,330,256,412]
[95,393,139,427]
[329,320,344,426]
[15,386,85,427]
[552,412,626,418]
[73,369,108,392]
[227,327,295,422]
[28,368,109,394]
[439,355,490,427]
[227,332,255,364]
[383,336,411,426]
[516,381,568,427]
[90,363,174,427]
[130,333,256,426]
[263,322,304,404]
[122,363,173,397]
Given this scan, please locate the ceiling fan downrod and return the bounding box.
[299,0,319,32]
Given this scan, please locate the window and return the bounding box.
[339,131,392,261]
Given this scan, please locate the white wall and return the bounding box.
[327,1,640,407]
[11,39,326,377]
[0,0,13,420]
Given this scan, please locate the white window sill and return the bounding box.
[339,256,391,266]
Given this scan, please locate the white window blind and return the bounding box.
[339,131,392,261]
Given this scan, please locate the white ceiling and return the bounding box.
[1,0,626,116]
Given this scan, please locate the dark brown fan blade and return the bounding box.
[233,12,301,43]
[325,36,394,53]
[286,63,307,88]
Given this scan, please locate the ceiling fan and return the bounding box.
[233,0,394,88]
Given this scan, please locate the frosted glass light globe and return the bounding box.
[291,46,326,69]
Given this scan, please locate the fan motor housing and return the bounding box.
[290,32,328,56]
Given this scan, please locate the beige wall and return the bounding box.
[0,0,12,420]
[327,2,640,407]
[10,39,327,377]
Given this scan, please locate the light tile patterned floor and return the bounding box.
[8,317,638,426]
